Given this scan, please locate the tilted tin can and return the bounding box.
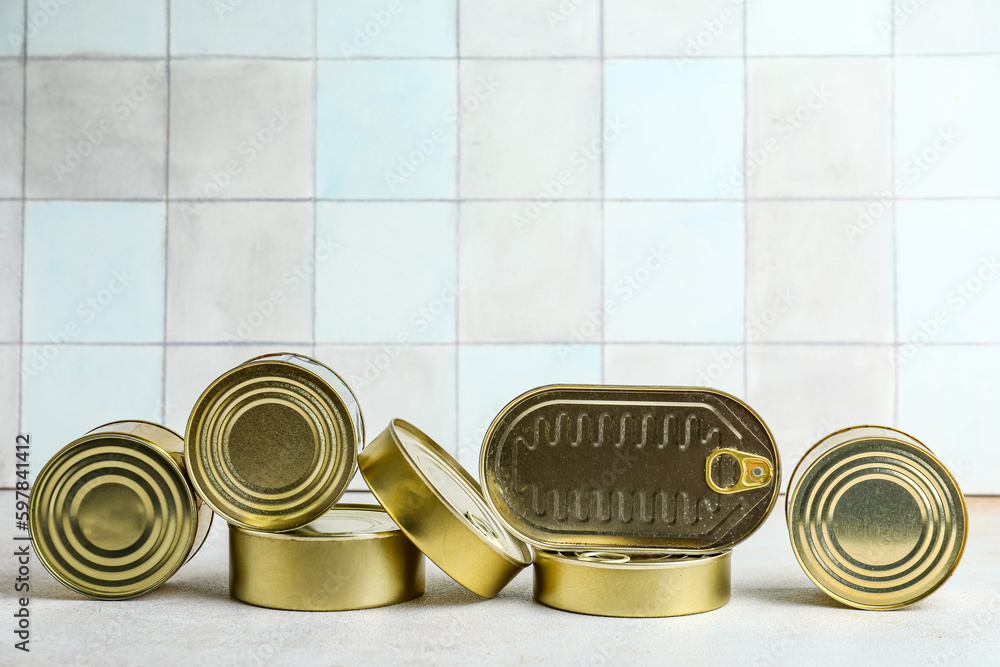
[29,420,213,600]
[229,504,424,611]
[185,353,363,532]
[532,550,731,617]
[359,419,532,598]
[786,425,967,610]
[480,385,780,553]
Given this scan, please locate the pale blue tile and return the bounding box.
[317,60,457,199]
[27,0,166,56]
[0,1,24,56]
[23,202,165,343]
[746,0,892,56]
[604,59,744,199]
[315,202,457,343]
[171,0,314,57]
[0,201,22,342]
[317,0,456,58]
[896,201,1000,344]
[895,56,1000,198]
[898,345,1000,494]
[457,344,601,472]
[895,0,1000,55]
[21,345,163,482]
[605,202,744,342]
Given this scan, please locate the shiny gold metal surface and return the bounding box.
[185,353,363,532]
[532,550,731,617]
[229,504,424,611]
[480,385,779,553]
[359,419,532,598]
[786,425,967,610]
[29,420,212,600]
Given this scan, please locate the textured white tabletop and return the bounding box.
[3,492,996,666]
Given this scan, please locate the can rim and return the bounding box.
[785,425,968,610]
[86,418,184,441]
[229,504,402,542]
[480,383,781,553]
[29,430,199,600]
[535,549,732,569]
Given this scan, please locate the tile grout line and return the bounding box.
[312,0,319,361]
[599,0,605,383]
[454,2,461,456]
[891,1,899,427]
[161,0,172,423]
[5,195,1000,203]
[742,3,749,401]
[17,0,26,443]
[18,340,986,348]
[11,52,1000,62]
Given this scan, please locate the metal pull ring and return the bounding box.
[705,448,774,494]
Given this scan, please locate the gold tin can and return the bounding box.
[481,385,779,553]
[186,353,363,532]
[359,419,532,598]
[786,425,967,610]
[29,420,213,600]
[229,504,424,611]
[532,550,731,617]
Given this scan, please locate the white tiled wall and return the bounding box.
[2,1,999,494]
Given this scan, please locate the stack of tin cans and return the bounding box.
[28,352,967,615]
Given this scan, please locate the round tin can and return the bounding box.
[786,425,967,610]
[359,419,532,598]
[532,550,731,617]
[29,420,213,600]
[186,353,363,532]
[229,504,424,611]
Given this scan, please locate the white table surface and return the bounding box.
[3,491,996,666]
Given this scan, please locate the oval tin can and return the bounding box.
[480,385,779,553]
[185,353,364,532]
[29,420,213,600]
[229,504,424,611]
[786,425,967,610]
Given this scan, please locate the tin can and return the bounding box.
[229,504,424,611]
[480,385,779,553]
[532,550,731,617]
[786,425,967,610]
[29,420,213,600]
[359,419,532,598]
[185,353,363,532]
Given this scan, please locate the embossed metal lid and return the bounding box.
[480,385,780,553]
[786,426,967,610]
[29,421,211,600]
[185,353,363,532]
[359,419,531,598]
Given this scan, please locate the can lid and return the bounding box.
[532,549,731,617]
[359,419,531,598]
[480,384,780,553]
[29,423,200,600]
[186,353,363,532]
[786,426,967,610]
[229,504,425,611]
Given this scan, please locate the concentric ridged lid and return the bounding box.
[185,353,363,532]
[29,425,199,600]
[786,426,967,610]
